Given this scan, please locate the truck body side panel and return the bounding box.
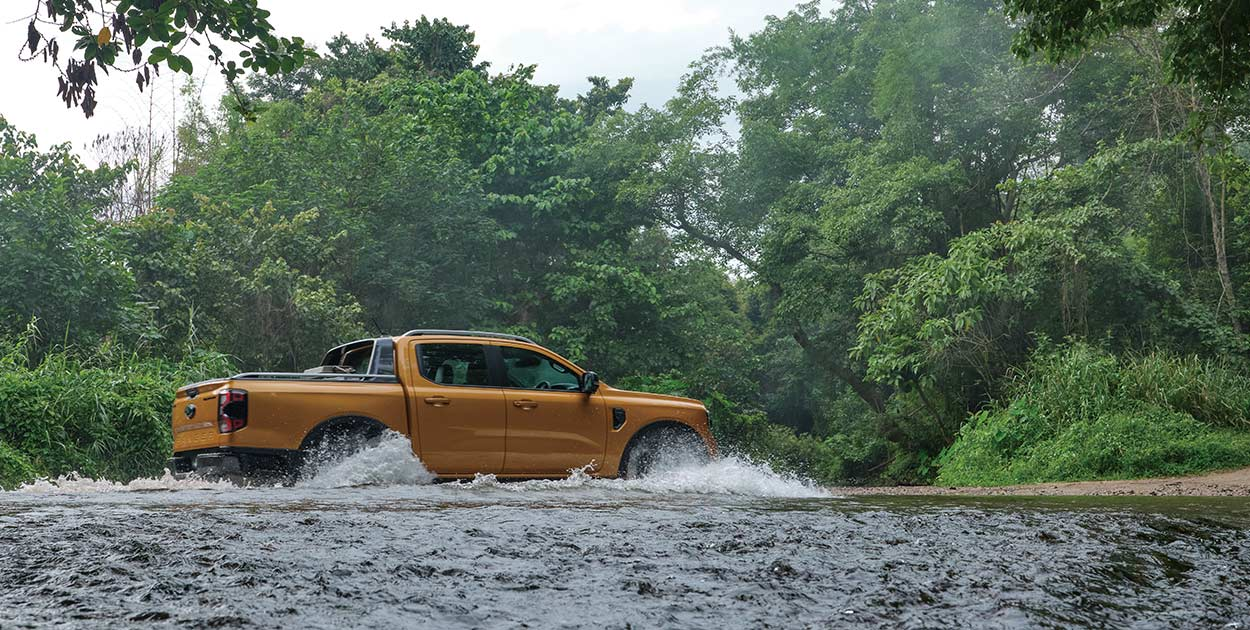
[173,379,407,454]
[234,380,407,451]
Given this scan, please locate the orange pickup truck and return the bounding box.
[168,330,715,480]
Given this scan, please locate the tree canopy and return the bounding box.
[4,2,1250,485]
[1004,0,1250,101]
[19,0,312,116]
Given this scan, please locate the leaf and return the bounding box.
[148,46,170,64]
[97,27,111,47]
[26,20,39,54]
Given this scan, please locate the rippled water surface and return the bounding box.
[3,439,1250,629]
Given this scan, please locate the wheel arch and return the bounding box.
[616,419,707,475]
[298,415,389,452]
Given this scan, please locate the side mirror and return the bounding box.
[579,371,600,394]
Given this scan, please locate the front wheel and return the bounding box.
[620,426,711,479]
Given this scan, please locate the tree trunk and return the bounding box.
[1195,155,1243,333]
[790,323,887,414]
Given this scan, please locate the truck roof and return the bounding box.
[399,329,537,345]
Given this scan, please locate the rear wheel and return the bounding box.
[298,418,387,479]
[620,425,710,479]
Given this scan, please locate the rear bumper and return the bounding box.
[168,447,300,477]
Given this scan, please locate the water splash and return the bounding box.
[7,434,826,498]
[300,431,435,488]
[295,433,823,497]
[14,470,233,494]
[605,456,830,498]
[447,455,829,498]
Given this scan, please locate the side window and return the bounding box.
[502,346,580,391]
[417,344,490,386]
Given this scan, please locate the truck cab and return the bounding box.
[168,330,715,480]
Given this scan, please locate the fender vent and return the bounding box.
[612,407,627,430]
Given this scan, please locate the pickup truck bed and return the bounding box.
[168,372,406,477]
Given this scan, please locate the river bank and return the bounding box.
[834,466,1250,497]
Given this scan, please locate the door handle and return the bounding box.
[424,396,451,407]
[512,400,539,410]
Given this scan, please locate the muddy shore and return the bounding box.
[832,466,1250,497]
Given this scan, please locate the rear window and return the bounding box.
[416,344,490,386]
[341,346,372,373]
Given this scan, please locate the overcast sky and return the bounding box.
[1,0,810,159]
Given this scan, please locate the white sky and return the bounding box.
[1,0,809,159]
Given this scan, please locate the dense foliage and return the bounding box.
[19,0,313,117]
[938,343,1250,485]
[2,0,1250,486]
[0,326,232,489]
[1004,0,1250,102]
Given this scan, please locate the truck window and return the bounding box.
[501,346,580,391]
[417,344,490,386]
[342,345,372,373]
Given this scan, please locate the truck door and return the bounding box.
[496,345,607,475]
[407,342,507,476]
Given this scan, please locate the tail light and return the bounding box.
[217,389,248,433]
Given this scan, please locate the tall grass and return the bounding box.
[938,343,1250,486]
[0,328,232,488]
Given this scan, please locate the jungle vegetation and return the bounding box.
[3,0,1250,487]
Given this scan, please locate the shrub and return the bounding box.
[0,440,35,489]
[938,343,1250,485]
[0,329,232,485]
[1118,353,1250,429]
[1021,404,1250,481]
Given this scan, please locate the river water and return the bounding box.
[2,435,1249,629]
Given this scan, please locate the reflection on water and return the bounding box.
[2,440,1248,628]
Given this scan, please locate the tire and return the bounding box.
[620,425,711,479]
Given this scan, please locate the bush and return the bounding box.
[1025,405,1250,480]
[938,342,1250,485]
[0,329,233,485]
[0,440,35,489]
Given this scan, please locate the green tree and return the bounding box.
[383,17,487,79]
[247,17,487,101]
[1004,1,1250,333]
[611,0,1063,414]
[116,202,365,369]
[1005,0,1250,102]
[19,0,312,116]
[145,20,755,392]
[0,118,135,341]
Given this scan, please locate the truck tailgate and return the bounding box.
[172,379,228,452]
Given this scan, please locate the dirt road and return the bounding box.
[833,467,1250,497]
